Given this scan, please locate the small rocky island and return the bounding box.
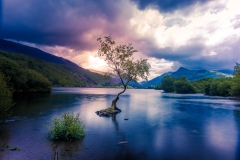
[95,108,121,117]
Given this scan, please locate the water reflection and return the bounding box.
[234,111,240,160]
[112,114,119,131]
[0,127,10,160]
[0,88,240,160]
[50,138,84,159]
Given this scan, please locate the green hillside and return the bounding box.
[0,50,113,92]
[143,67,233,88]
[157,63,240,96]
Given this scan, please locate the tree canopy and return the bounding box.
[161,75,176,92]
[97,36,151,110]
[159,63,240,97]
[234,62,240,77]
[173,76,196,94]
[97,36,150,85]
[0,72,14,118]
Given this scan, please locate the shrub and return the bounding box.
[162,75,176,92]
[174,80,196,94]
[230,77,240,96]
[0,72,14,118]
[47,112,85,141]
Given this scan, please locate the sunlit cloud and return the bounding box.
[73,52,108,71]
[1,0,240,80]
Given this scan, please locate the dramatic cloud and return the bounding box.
[131,0,208,13]
[0,0,2,31]
[1,0,240,79]
[2,0,135,51]
[129,0,240,72]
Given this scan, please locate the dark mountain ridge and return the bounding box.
[0,39,233,89]
[0,39,79,68]
[0,39,141,88]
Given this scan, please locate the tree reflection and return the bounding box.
[234,110,240,160]
[0,126,10,160]
[50,137,84,159]
[111,114,119,131]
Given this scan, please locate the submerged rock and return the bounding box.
[95,108,121,117]
[5,120,15,123]
[118,141,128,145]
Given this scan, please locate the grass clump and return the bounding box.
[10,146,20,151]
[47,112,85,141]
[105,107,115,113]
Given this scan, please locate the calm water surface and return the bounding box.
[0,88,240,160]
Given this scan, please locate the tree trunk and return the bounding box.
[111,96,119,110]
[111,85,127,110]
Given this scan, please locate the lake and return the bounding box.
[0,88,240,160]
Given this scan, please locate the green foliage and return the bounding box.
[230,63,240,96]
[97,36,151,86]
[191,77,239,97]
[201,78,235,96]
[216,80,232,96]
[209,81,219,96]
[154,84,162,90]
[230,76,240,96]
[97,36,151,109]
[26,69,51,92]
[47,112,85,141]
[233,63,240,77]
[158,63,240,97]
[0,72,14,118]
[173,77,196,94]
[0,52,51,92]
[0,50,115,91]
[161,75,176,92]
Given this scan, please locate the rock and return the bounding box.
[96,108,121,117]
[118,141,128,145]
[5,120,15,123]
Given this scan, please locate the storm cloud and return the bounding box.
[1,0,135,51]
[1,0,240,79]
[0,0,2,31]
[131,0,209,13]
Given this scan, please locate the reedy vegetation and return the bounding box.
[47,112,85,141]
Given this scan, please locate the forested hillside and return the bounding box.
[143,67,232,88]
[0,39,79,68]
[0,50,117,92]
[157,63,240,97]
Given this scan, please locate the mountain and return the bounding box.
[0,39,144,88]
[215,69,234,75]
[141,72,172,88]
[0,39,128,88]
[142,67,233,88]
[1,39,233,89]
[0,50,118,87]
[171,67,195,77]
[0,39,79,68]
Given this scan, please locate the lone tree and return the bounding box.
[97,36,151,111]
